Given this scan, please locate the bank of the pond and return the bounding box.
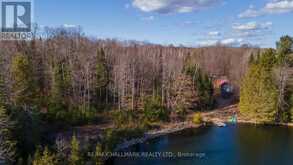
[112,105,237,152]
[202,104,293,127]
[56,104,293,157]
[114,121,203,152]
[110,123,293,165]
[113,104,293,152]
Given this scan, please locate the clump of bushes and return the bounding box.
[112,109,139,127]
[143,96,169,123]
[46,104,98,127]
[106,98,166,151]
[31,135,102,165]
[106,96,170,152]
[103,126,145,151]
[111,96,169,128]
[192,113,203,124]
[174,103,188,120]
[32,147,57,165]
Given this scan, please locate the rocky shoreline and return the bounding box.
[114,104,293,152]
[56,104,293,157]
[114,121,202,151]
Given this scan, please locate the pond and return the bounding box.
[107,124,293,165]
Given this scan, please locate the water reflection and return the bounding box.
[109,124,293,165]
[236,125,293,165]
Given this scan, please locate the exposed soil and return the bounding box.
[201,104,238,123]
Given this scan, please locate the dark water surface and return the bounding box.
[108,124,293,165]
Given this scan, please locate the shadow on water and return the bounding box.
[235,124,293,165]
[107,124,293,165]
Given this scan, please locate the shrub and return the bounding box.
[143,96,169,122]
[175,103,187,120]
[103,127,145,151]
[32,147,57,165]
[112,110,139,127]
[94,143,103,165]
[69,135,81,165]
[47,104,98,127]
[192,113,203,124]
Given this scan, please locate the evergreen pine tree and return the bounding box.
[240,49,278,122]
[0,59,17,164]
[183,63,214,110]
[69,135,80,165]
[14,109,41,161]
[95,143,103,165]
[96,48,109,108]
[32,147,56,165]
[11,53,37,109]
[50,60,71,106]
[0,105,17,164]
[288,86,293,121]
[248,53,255,65]
[0,56,5,105]
[275,36,293,122]
[49,60,71,120]
[96,48,108,89]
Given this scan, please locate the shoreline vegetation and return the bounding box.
[0,27,292,165]
[105,104,293,153]
[114,121,202,152]
[60,104,293,156]
[58,102,293,151]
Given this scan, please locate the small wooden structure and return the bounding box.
[213,76,234,99]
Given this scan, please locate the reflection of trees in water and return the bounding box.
[236,125,293,165]
[169,126,213,139]
[112,125,293,165]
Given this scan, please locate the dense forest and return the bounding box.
[0,27,291,165]
[240,36,293,123]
